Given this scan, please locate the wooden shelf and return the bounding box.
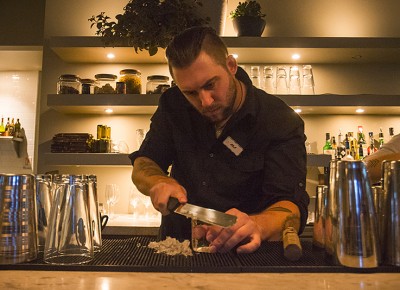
[47,94,159,114]
[49,36,400,64]
[47,94,400,115]
[44,153,131,166]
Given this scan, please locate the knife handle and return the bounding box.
[167,197,181,212]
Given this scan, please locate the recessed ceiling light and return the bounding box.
[12,74,20,80]
[232,53,238,59]
[105,108,113,113]
[356,108,364,113]
[107,53,115,59]
[292,54,300,60]
[294,108,302,113]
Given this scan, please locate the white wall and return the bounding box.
[38,0,400,213]
[0,71,39,173]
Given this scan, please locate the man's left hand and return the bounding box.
[206,208,262,254]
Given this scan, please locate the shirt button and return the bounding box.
[202,181,207,186]
[299,182,304,187]
[209,153,214,158]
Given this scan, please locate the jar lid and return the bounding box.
[80,78,95,84]
[59,74,80,81]
[120,69,141,76]
[147,75,169,81]
[95,74,117,80]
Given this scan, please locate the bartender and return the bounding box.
[130,26,309,254]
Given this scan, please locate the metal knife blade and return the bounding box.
[167,197,237,228]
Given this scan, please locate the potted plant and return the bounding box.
[230,1,266,37]
[89,0,209,56]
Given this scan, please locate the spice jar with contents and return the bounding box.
[81,78,97,94]
[57,74,81,94]
[119,69,142,94]
[146,75,170,94]
[95,74,117,94]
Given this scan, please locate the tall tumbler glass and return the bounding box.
[0,174,38,264]
[289,66,301,95]
[275,66,288,95]
[302,65,315,95]
[36,174,53,252]
[382,160,400,266]
[44,175,93,265]
[87,174,104,252]
[334,160,379,268]
[262,66,274,94]
[250,65,261,88]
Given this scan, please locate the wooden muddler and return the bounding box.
[282,226,303,261]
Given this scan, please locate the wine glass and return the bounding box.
[105,184,120,218]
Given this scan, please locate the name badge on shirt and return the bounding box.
[223,136,243,156]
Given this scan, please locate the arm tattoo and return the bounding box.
[367,158,380,169]
[266,207,293,213]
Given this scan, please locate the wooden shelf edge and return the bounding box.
[44,153,132,166]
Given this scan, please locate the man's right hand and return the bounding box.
[149,179,187,215]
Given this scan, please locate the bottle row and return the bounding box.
[57,70,171,95]
[322,126,395,161]
[0,117,22,138]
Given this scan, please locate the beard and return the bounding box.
[201,75,237,125]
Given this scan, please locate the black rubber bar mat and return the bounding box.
[1,236,399,273]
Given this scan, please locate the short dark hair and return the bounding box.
[165,26,229,77]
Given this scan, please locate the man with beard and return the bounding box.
[130,26,309,254]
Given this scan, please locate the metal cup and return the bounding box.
[44,174,93,265]
[382,160,400,266]
[325,160,338,256]
[35,174,53,252]
[0,174,38,264]
[334,160,379,268]
[313,185,328,248]
[371,185,385,263]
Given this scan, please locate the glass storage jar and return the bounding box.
[146,75,170,94]
[119,69,142,94]
[95,74,117,94]
[80,78,97,94]
[57,74,81,94]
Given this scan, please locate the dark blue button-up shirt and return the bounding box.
[129,67,309,240]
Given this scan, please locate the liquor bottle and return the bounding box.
[350,144,357,160]
[14,118,21,138]
[331,136,337,157]
[357,126,368,157]
[8,118,15,136]
[389,127,395,139]
[336,131,346,160]
[378,128,384,149]
[367,132,377,155]
[323,133,335,158]
[358,143,364,160]
[0,117,5,136]
[348,131,357,152]
[4,117,10,136]
[343,134,354,160]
